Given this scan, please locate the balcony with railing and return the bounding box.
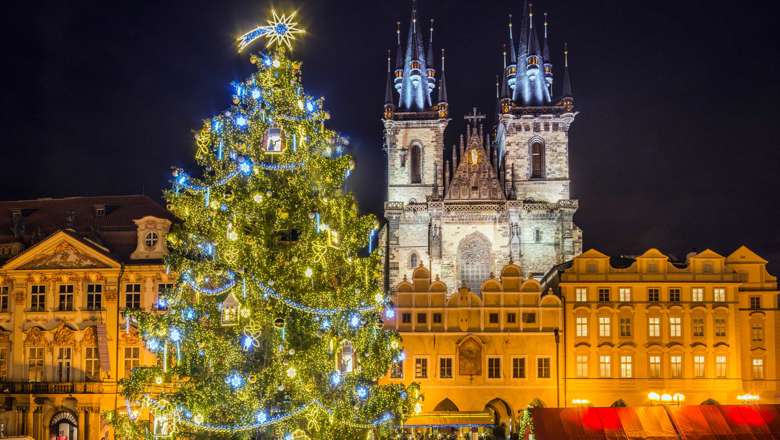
[0,381,113,394]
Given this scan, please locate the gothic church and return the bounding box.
[381,0,582,293]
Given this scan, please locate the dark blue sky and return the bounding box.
[2,0,779,270]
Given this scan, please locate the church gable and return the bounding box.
[445,135,505,201]
[3,231,118,271]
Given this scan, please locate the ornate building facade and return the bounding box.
[0,196,172,440]
[381,0,581,296]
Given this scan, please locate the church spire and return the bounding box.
[543,12,554,96]
[394,0,436,112]
[384,50,395,119]
[437,48,448,118]
[560,42,575,111]
[393,21,403,94]
[426,18,437,94]
[508,14,517,65]
[513,2,552,106]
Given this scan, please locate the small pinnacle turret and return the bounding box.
[437,48,448,118]
[543,13,553,96]
[384,50,395,119]
[560,42,574,111]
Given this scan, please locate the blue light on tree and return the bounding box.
[256,411,268,423]
[169,328,182,343]
[236,115,248,127]
[349,314,360,328]
[251,88,261,99]
[225,372,245,390]
[356,385,369,400]
[238,157,254,176]
[384,307,395,319]
[330,371,341,387]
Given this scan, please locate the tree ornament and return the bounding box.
[226,222,238,241]
[262,125,285,154]
[220,292,240,326]
[274,317,285,329]
[286,366,297,378]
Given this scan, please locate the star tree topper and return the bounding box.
[237,10,305,52]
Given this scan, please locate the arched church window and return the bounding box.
[409,253,419,269]
[531,142,544,178]
[458,233,491,293]
[410,144,422,184]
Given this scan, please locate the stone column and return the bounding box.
[77,408,86,440]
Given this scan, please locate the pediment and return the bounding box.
[637,248,669,259]
[726,245,767,264]
[578,249,610,259]
[3,231,119,271]
[691,249,723,259]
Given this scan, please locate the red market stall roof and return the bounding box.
[531,405,780,440]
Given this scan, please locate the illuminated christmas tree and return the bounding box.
[116,11,414,439]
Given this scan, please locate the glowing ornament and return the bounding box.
[251,88,261,99]
[182,307,196,320]
[146,338,161,352]
[272,59,281,68]
[155,375,163,385]
[305,100,315,113]
[220,292,240,326]
[384,308,395,319]
[414,402,423,414]
[253,193,264,203]
[238,156,254,176]
[169,328,182,343]
[226,372,245,389]
[256,411,268,423]
[274,317,285,328]
[235,115,248,127]
[193,414,204,424]
[349,313,360,328]
[330,371,341,386]
[226,222,238,241]
[374,292,384,303]
[356,385,368,400]
[262,125,284,154]
[286,366,297,378]
[396,351,406,362]
[304,267,313,278]
[297,99,304,110]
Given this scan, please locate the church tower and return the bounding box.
[382,0,580,294]
[383,1,449,291]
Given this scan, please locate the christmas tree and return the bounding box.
[116,11,414,439]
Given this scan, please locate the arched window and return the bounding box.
[410,144,422,183]
[409,253,419,269]
[458,232,491,293]
[530,141,544,178]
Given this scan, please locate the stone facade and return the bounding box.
[382,109,582,294]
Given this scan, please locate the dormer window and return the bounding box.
[145,232,159,249]
[94,205,106,217]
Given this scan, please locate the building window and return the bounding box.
[56,347,72,382]
[506,313,516,323]
[86,284,102,310]
[716,355,727,378]
[599,355,611,377]
[619,318,632,337]
[703,262,714,273]
[575,317,588,337]
[575,287,587,302]
[576,355,588,377]
[648,288,660,302]
[58,284,74,311]
[619,287,631,302]
[489,313,499,324]
[750,296,761,310]
[417,313,427,324]
[692,287,704,302]
[415,358,428,379]
[522,312,536,324]
[647,262,659,273]
[401,313,411,324]
[530,141,544,178]
[410,144,422,184]
[537,357,551,378]
[512,357,526,378]
[694,355,705,378]
[599,316,611,337]
[713,288,726,302]
[409,253,418,269]
[458,233,491,293]
[620,355,633,378]
[488,357,502,379]
[586,262,597,273]
[125,284,141,309]
[390,359,403,378]
[598,288,610,303]
[752,358,764,379]
[751,324,764,342]
[0,348,7,380]
[85,347,99,381]
[670,355,682,378]
[692,317,705,337]
[648,317,661,337]
[124,347,140,377]
[144,231,159,249]
[28,347,45,382]
[714,318,726,337]
[669,288,681,303]
[31,285,46,311]
[669,317,682,338]
[439,357,453,379]
[649,355,661,378]
[534,229,542,243]
[433,313,442,324]
[0,285,8,312]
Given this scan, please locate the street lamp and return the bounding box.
[736,393,760,403]
[571,399,590,406]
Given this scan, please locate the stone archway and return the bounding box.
[50,410,78,440]
[434,398,459,412]
[485,398,513,435]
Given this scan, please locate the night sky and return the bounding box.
[2,1,779,271]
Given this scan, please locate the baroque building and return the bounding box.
[381,0,581,296]
[0,195,172,440]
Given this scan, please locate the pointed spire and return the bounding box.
[528,4,542,56]
[508,14,517,64]
[542,13,551,60]
[438,48,448,104]
[502,44,507,69]
[517,0,530,59]
[384,50,394,105]
[395,21,403,68]
[427,19,435,68]
[562,43,573,98]
[496,75,500,99]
